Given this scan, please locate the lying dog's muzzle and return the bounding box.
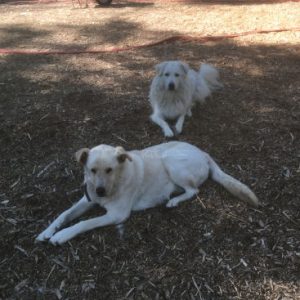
[83,184,106,201]
[96,186,106,197]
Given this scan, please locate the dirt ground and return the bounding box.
[0,1,300,299]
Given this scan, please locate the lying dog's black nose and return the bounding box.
[96,187,106,197]
[168,82,175,91]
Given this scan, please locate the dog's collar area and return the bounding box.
[83,183,92,202]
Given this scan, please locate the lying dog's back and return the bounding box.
[131,141,258,210]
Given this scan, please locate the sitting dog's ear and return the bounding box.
[155,62,167,76]
[75,148,90,165]
[115,146,132,163]
[180,62,189,75]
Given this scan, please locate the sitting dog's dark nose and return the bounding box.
[168,82,175,91]
[96,187,106,197]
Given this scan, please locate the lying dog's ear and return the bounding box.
[180,62,189,75]
[115,146,132,163]
[75,148,90,165]
[155,62,167,76]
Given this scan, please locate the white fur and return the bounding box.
[36,142,258,245]
[149,60,223,137]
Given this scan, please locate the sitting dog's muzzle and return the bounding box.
[168,82,175,91]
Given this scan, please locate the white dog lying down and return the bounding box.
[149,60,223,137]
[36,142,258,245]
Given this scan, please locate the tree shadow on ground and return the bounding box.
[0,26,49,48]
[0,0,153,6]
[0,0,295,5]
[0,19,178,50]
[0,22,299,300]
[96,1,154,8]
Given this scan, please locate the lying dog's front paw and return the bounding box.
[166,199,178,208]
[36,227,56,242]
[49,230,70,245]
[49,226,78,245]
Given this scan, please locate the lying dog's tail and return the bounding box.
[199,64,223,92]
[207,155,259,207]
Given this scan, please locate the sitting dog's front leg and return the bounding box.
[175,114,186,134]
[49,209,130,245]
[36,196,94,242]
[150,112,174,137]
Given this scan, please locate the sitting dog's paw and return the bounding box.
[36,227,56,242]
[175,123,183,135]
[166,199,178,208]
[163,128,174,137]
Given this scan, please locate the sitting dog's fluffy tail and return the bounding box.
[199,64,223,91]
[195,64,223,103]
[207,155,259,207]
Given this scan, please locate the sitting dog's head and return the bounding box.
[76,145,132,198]
[155,60,189,91]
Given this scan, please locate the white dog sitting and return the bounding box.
[36,141,258,245]
[149,60,223,137]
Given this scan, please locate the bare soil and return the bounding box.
[0,1,299,299]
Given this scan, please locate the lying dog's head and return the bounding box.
[155,60,189,91]
[76,145,132,198]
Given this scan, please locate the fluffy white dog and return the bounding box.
[149,60,223,137]
[36,141,258,245]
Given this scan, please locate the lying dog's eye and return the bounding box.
[175,73,180,77]
[106,168,112,174]
[165,73,170,77]
[91,168,97,174]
